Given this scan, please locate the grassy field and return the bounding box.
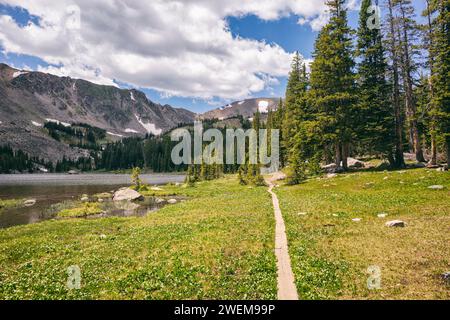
[275,168,450,300]
[0,177,277,300]
[0,168,448,300]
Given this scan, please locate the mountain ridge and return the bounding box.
[0,63,195,161]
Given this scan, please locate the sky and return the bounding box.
[0,0,425,113]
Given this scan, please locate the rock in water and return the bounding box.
[428,185,444,190]
[385,220,407,228]
[113,188,144,201]
[24,199,36,207]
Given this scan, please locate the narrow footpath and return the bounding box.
[266,174,299,300]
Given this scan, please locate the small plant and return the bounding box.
[0,199,22,210]
[131,167,142,190]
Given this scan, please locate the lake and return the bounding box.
[0,173,185,229]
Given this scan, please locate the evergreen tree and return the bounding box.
[433,0,450,166]
[395,0,426,162]
[422,0,439,165]
[310,0,356,170]
[385,0,406,168]
[356,0,396,164]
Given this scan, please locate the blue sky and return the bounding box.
[0,1,425,113]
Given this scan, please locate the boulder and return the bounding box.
[151,187,163,191]
[81,195,89,202]
[428,185,445,190]
[327,173,338,179]
[323,163,338,173]
[352,218,362,222]
[167,199,178,204]
[155,198,166,204]
[113,188,144,201]
[377,213,388,218]
[347,157,366,168]
[385,220,407,228]
[24,199,36,207]
[68,170,79,175]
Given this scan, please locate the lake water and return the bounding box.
[0,173,185,229]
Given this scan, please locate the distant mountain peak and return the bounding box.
[200,98,280,121]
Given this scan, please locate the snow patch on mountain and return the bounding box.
[130,91,136,102]
[31,121,43,127]
[107,132,124,138]
[135,114,162,135]
[125,128,139,134]
[258,101,269,113]
[238,101,245,105]
[12,71,29,78]
[46,118,71,127]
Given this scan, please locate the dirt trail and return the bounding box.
[266,173,299,300]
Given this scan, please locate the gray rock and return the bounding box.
[347,157,366,168]
[113,188,144,201]
[323,163,338,173]
[385,220,407,228]
[24,199,36,207]
[428,185,445,190]
[167,199,178,204]
[155,198,165,204]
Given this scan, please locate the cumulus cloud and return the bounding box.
[0,0,329,100]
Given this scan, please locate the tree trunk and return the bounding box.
[335,142,342,168]
[342,142,349,170]
[430,133,437,166]
[399,2,426,163]
[426,0,438,166]
[447,139,450,168]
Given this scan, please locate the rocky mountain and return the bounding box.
[0,63,195,161]
[200,98,280,121]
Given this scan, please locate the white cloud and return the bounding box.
[0,0,330,100]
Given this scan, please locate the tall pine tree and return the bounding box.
[433,0,450,167]
[310,0,356,170]
[356,0,396,164]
